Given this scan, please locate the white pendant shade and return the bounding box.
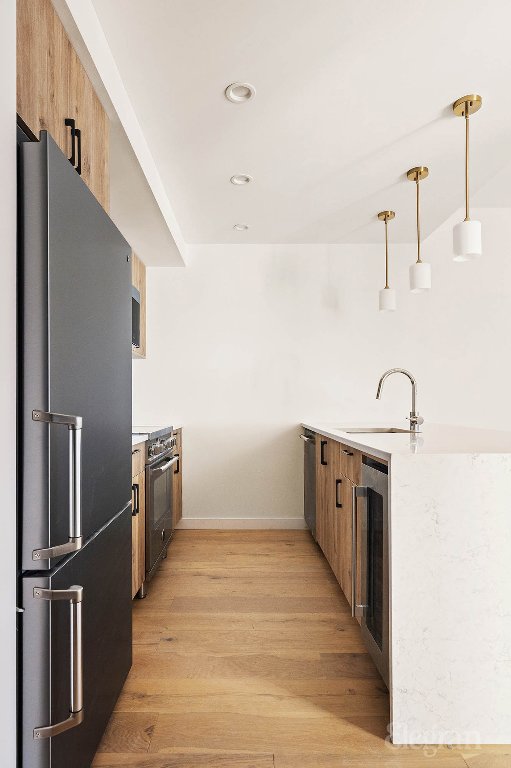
[453,219,481,261]
[409,261,431,292]
[379,287,396,312]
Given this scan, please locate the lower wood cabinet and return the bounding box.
[131,443,146,598]
[315,436,333,559]
[315,435,360,609]
[172,428,183,528]
[131,471,145,598]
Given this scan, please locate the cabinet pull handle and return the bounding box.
[75,127,82,175]
[65,118,76,167]
[31,410,83,561]
[342,448,354,456]
[33,585,84,738]
[335,479,343,508]
[174,456,180,475]
[299,434,315,444]
[320,440,328,466]
[132,483,139,516]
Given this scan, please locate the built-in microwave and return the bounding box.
[132,285,141,350]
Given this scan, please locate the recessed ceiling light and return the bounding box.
[230,174,252,185]
[225,82,256,103]
[233,223,250,231]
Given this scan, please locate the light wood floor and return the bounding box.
[93,531,510,767]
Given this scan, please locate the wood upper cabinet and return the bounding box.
[17,0,110,210]
[131,253,147,359]
[172,429,183,528]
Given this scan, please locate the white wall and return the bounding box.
[133,208,511,524]
[1,0,18,762]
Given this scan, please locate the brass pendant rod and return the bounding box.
[465,102,470,221]
[384,216,389,289]
[416,177,421,263]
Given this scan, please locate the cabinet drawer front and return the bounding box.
[339,443,361,483]
[131,443,146,477]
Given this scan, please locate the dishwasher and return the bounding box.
[300,429,316,539]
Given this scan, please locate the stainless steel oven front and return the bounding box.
[145,451,179,580]
[353,455,389,688]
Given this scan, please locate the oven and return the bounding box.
[146,450,178,576]
[136,428,178,597]
[353,455,389,688]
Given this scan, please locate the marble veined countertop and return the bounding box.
[301,421,511,460]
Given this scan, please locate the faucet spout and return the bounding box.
[375,368,423,432]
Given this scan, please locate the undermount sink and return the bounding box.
[337,427,413,434]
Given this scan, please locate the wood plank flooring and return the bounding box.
[93,531,511,767]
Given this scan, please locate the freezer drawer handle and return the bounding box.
[31,410,83,561]
[33,585,84,739]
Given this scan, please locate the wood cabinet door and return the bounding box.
[172,432,183,528]
[67,46,109,211]
[332,473,346,583]
[131,470,146,598]
[136,471,146,592]
[316,437,342,570]
[17,0,109,210]
[131,480,139,599]
[89,91,109,210]
[315,436,330,555]
[17,0,70,155]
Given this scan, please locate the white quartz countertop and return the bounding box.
[132,434,147,446]
[301,421,511,459]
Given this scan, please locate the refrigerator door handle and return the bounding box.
[32,410,83,561]
[33,585,84,739]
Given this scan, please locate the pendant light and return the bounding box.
[378,211,396,311]
[407,166,431,292]
[452,94,483,261]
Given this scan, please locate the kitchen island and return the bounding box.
[302,421,511,745]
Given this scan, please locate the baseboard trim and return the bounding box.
[176,517,307,530]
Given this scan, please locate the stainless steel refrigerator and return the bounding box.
[18,129,133,767]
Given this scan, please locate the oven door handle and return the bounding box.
[153,456,179,473]
[352,485,368,619]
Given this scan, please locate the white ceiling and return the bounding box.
[92,0,511,244]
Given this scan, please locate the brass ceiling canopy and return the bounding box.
[406,166,429,182]
[377,210,395,221]
[452,94,482,117]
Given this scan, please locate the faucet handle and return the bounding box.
[408,412,424,430]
